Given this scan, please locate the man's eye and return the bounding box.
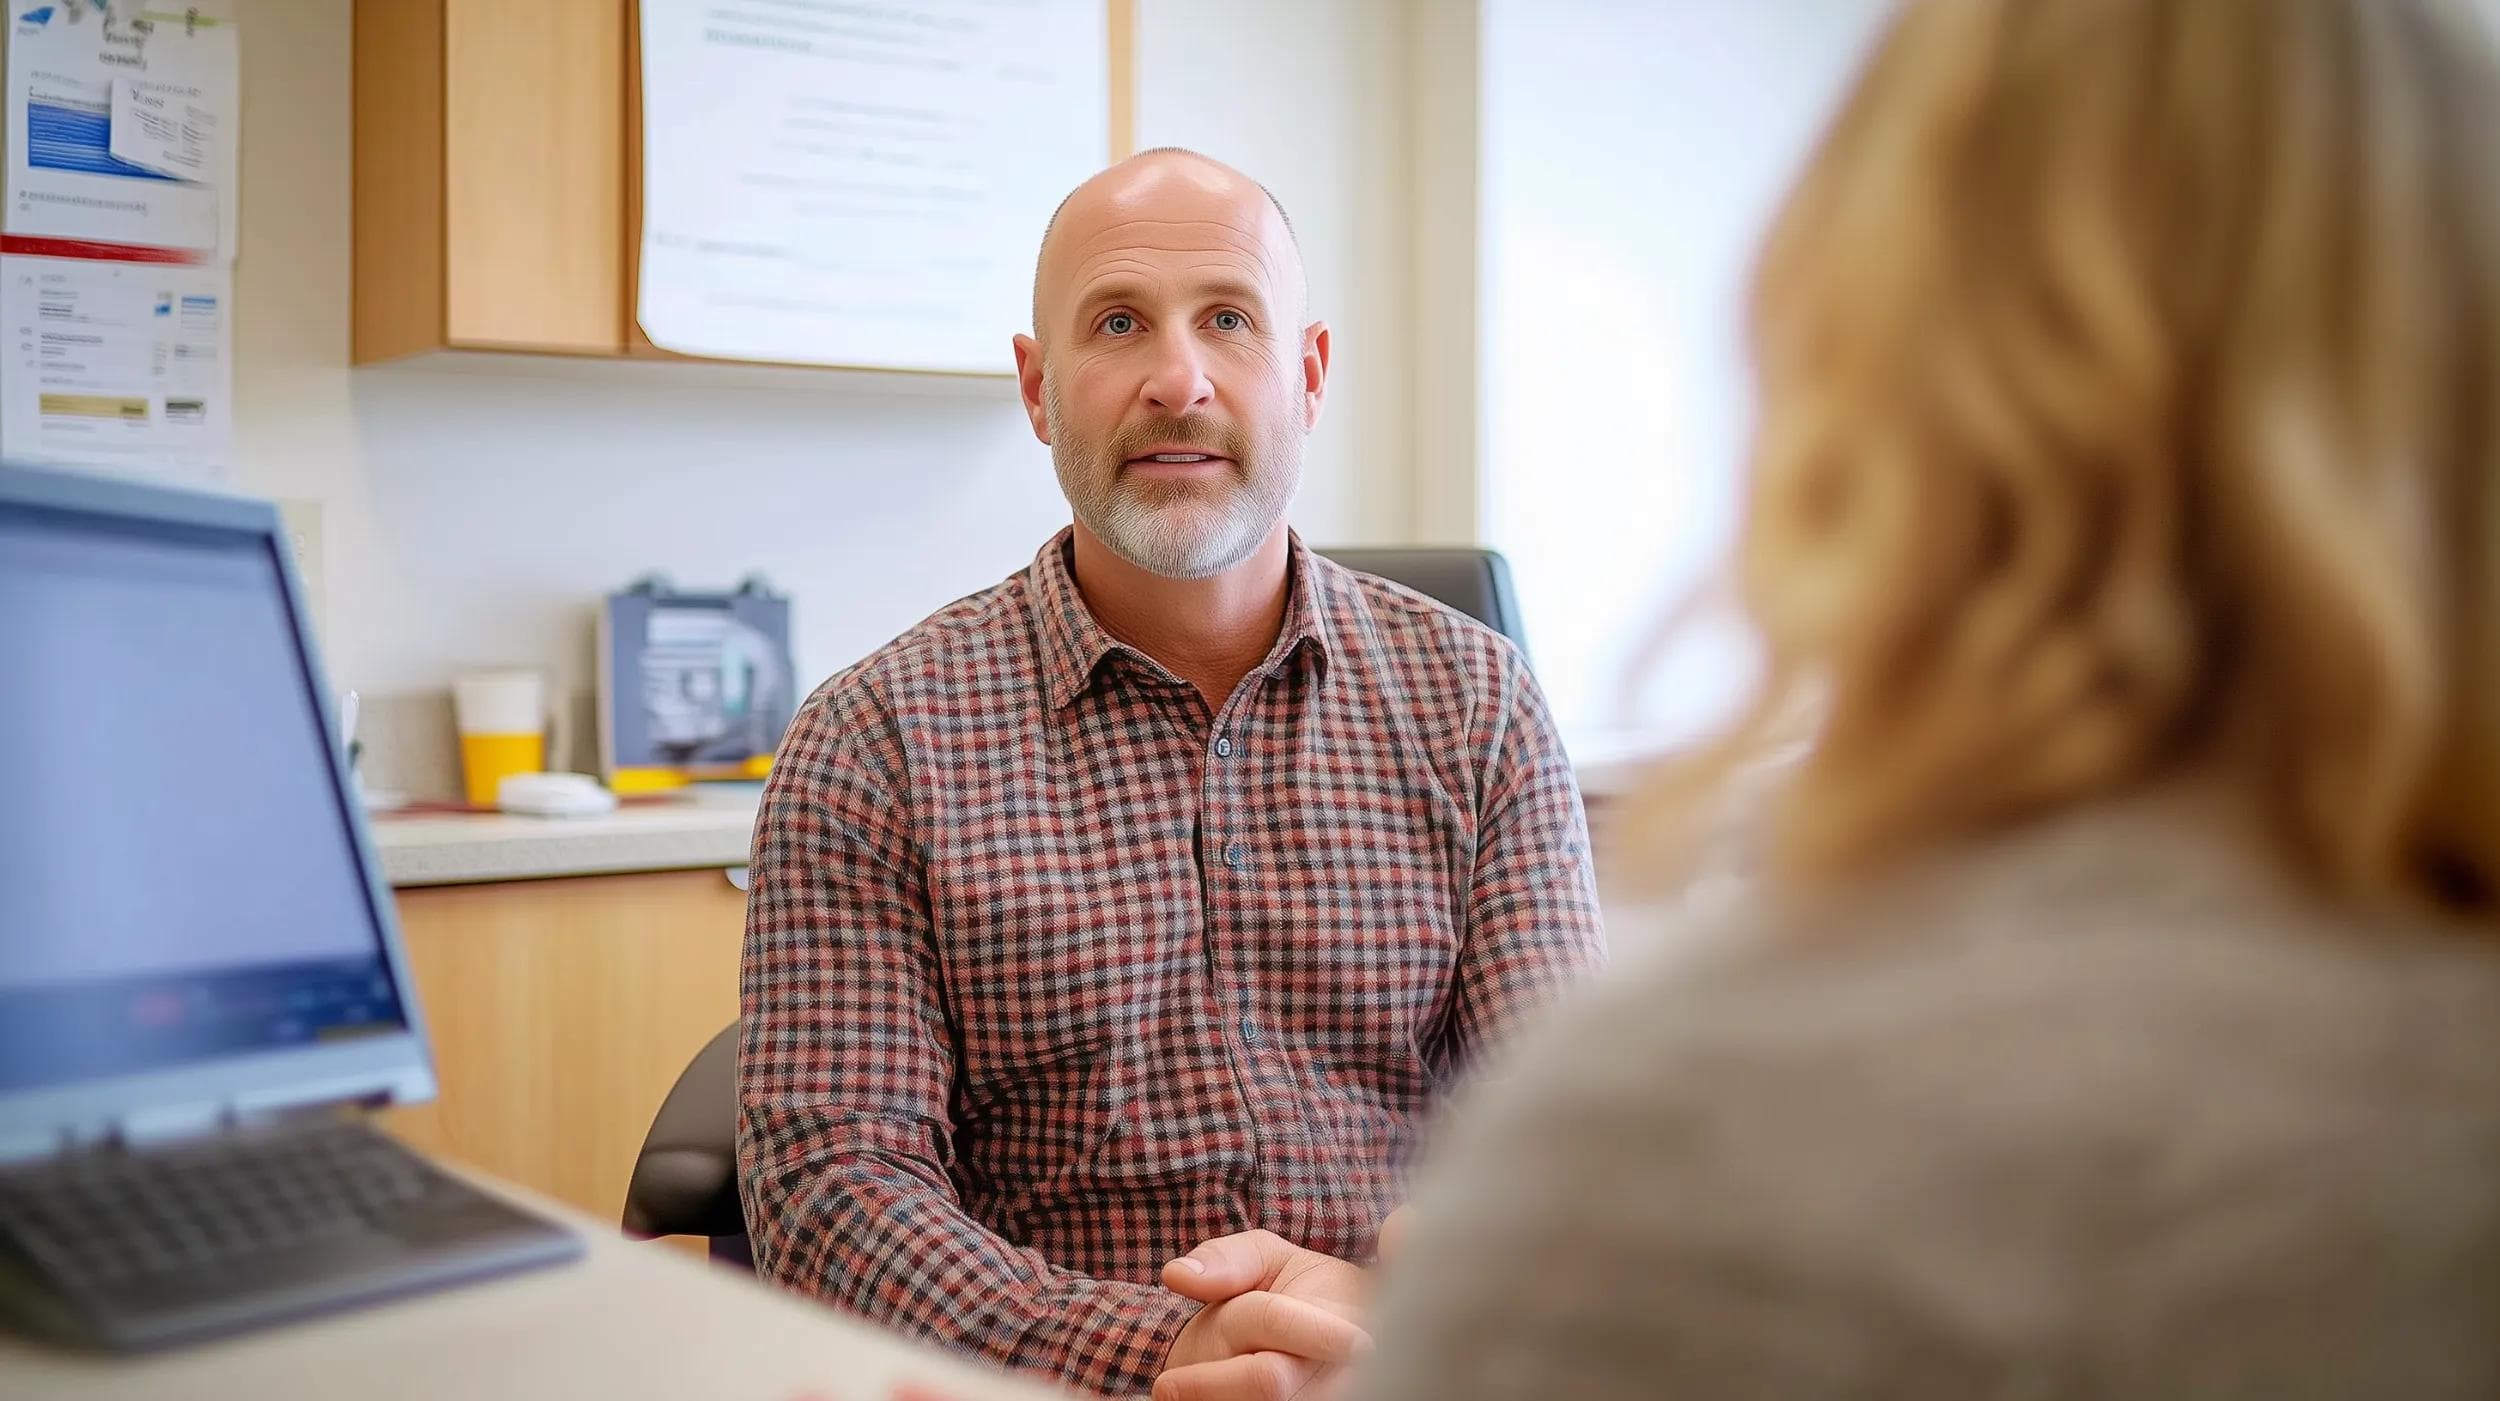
[1102,313,1138,335]
[1211,311,1247,331]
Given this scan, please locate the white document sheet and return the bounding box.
[636,0,1110,374]
[4,6,239,257]
[0,249,231,482]
[110,72,219,181]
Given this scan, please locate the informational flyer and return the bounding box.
[4,5,239,259]
[0,242,230,482]
[110,72,220,182]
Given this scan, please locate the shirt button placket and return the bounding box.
[1206,712,1267,1170]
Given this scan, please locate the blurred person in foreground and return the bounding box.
[1336,0,2500,1395]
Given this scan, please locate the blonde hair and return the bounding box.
[1635,0,2500,921]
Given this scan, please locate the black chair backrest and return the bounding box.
[622,546,1532,1248]
[1317,547,1530,660]
[622,1021,743,1242]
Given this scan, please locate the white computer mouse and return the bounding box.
[496,772,620,818]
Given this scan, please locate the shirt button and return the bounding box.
[1222,841,1245,868]
[1239,1017,1261,1044]
[1214,735,1233,759]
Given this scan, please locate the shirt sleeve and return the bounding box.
[1439,653,1609,1075]
[737,683,1198,1396]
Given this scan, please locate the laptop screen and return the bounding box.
[0,496,406,1097]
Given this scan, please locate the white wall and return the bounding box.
[1404,0,1480,546]
[229,0,1417,713]
[1476,0,1888,744]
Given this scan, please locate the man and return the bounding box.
[738,148,1604,1400]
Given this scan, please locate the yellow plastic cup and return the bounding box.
[457,731,547,807]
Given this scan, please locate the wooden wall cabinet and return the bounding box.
[376,869,744,1236]
[352,0,629,363]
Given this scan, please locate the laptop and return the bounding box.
[0,462,582,1352]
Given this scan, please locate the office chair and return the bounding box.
[1305,547,1530,658]
[621,546,1529,1262]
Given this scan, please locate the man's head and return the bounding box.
[1014,149,1328,581]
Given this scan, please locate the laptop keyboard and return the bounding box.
[0,1118,496,1300]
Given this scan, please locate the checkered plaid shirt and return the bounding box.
[738,530,1605,1396]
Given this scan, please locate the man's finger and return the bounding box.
[1152,1351,1314,1401]
[1217,1289,1372,1365]
[1162,1228,1295,1301]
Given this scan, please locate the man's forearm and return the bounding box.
[745,1115,1197,1397]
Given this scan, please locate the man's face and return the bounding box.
[1015,161,1327,580]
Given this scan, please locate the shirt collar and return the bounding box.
[1033,526,1336,712]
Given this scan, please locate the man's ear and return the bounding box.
[1300,321,1332,431]
[1013,334,1051,445]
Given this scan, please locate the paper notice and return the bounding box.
[0,250,232,482]
[636,0,1108,373]
[109,75,219,182]
[4,8,239,258]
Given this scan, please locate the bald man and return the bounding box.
[738,150,1605,1400]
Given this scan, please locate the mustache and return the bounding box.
[1108,417,1250,466]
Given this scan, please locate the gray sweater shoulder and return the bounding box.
[1360,802,2500,1401]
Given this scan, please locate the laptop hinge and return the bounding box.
[112,1096,362,1153]
[116,1101,234,1150]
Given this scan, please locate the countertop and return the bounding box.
[372,784,761,888]
[369,741,1670,890]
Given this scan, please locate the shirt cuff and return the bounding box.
[1027,1279,1202,1397]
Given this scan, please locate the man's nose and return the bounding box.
[1140,333,1214,414]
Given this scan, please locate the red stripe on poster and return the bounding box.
[0,235,208,265]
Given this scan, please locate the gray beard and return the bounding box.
[1044,379,1302,580]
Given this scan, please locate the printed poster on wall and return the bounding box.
[636,0,1110,374]
[0,241,230,483]
[4,3,240,261]
[1,3,239,485]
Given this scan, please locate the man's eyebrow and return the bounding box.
[1070,276,1274,319]
[1189,277,1272,311]
[1071,278,1152,317]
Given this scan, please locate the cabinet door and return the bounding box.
[379,869,743,1227]
[440,0,627,354]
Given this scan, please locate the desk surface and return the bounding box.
[5,1174,1060,1401]
[372,784,760,888]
